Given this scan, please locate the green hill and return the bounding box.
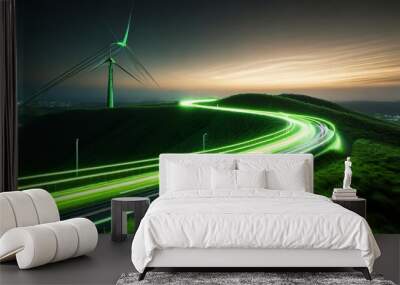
[280,93,351,113]
[18,93,400,233]
[221,93,400,233]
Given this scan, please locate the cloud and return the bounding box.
[185,39,400,90]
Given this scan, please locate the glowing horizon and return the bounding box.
[70,37,400,100]
[20,0,400,101]
[113,39,400,91]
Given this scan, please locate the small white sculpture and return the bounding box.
[343,157,353,189]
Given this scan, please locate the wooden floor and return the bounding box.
[0,234,399,285]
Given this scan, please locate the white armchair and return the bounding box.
[0,189,98,269]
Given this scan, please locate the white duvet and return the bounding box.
[131,190,380,273]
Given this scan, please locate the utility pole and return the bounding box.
[202,132,208,151]
[75,138,79,176]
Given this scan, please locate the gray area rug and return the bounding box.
[116,272,396,285]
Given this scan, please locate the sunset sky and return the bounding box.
[18,0,400,103]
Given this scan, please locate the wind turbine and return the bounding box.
[21,9,158,108]
[92,12,158,108]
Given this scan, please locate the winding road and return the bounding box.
[18,99,341,226]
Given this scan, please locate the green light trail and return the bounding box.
[54,172,158,211]
[182,98,341,154]
[18,157,158,181]
[18,99,342,220]
[19,163,159,190]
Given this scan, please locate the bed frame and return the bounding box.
[139,154,371,280]
[140,248,370,280]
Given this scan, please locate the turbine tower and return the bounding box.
[107,58,115,108]
[22,9,158,108]
[101,55,141,109]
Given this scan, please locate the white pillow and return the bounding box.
[236,169,267,189]
[211,168,236,190]
[237,159,308,191]
[167,162,210,191]
[211,169,268,191]
[166,159,235,192]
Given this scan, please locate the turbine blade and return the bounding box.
[115,62,143,84]
[115,8,133,47]
[126,45,160,87]
[125,52,148,81]
[121,13,132,47]
[89,58,108,72]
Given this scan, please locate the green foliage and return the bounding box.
[315,139,400,233]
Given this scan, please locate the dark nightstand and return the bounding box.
[111,197,150,242]
[331,197,366,219]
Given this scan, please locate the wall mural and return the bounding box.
[17,0,400,233]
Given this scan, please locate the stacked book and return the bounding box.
[332,188,357,200]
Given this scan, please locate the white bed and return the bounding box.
[131,154,380,280]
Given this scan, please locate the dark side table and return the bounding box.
[331,197,366,219]
[111,197,150,242]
